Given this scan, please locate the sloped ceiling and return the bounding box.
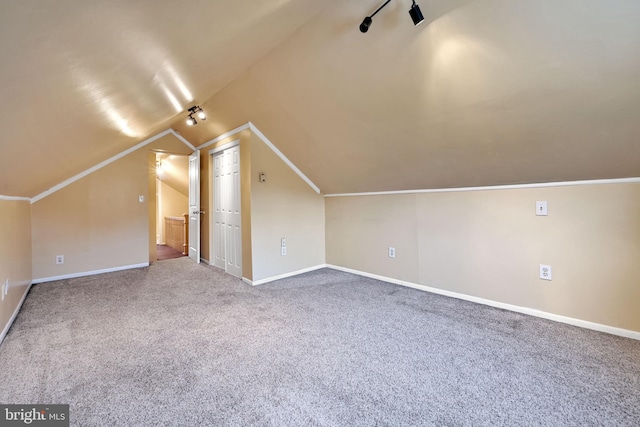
[156,153,189,197]
[176,0,640,194]
[0,0,327,197]
[1,0,639,197]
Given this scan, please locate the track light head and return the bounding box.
[186,115,196,126]
[359,16,372,33]
[409,1,424,26]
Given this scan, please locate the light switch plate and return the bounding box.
[536,201,548,216]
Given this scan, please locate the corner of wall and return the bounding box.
[0,199,33,345]
[249,128,325,281]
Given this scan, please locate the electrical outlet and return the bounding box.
[281,246,287,256]
[139,195,145,203]
[56,255,64,265]
[281,238,286,247]
[388,247,396,258]
[539,264,552,281]
[1,279,7,301]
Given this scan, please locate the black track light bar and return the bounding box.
[186,105,206,126]
[359,0,424,33]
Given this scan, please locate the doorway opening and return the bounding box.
[155,152,190,261]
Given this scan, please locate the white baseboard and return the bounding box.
[0,282,33,346]
[32,263,150,284]
[326,264,640,341]
[249,264,328,286]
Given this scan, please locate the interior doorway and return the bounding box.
[155,153,190,261]
[212,143,242,278]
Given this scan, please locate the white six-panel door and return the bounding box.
[213,153,225,269]
[213,145,242,277]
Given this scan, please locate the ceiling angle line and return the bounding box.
[30,129,174,204]
[170,129,196,151]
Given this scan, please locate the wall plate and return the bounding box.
[540,264,552,281]
[536,201,548,216]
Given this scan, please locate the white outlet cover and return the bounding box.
[281,246,287,256]
[539,264,552,281]
[388,247,396,258]
[56,255,64,265]
[281,238,286,247]
[139,195,145,203]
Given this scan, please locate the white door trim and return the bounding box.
[209,139,239,155]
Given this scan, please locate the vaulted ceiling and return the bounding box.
[1,0,639,197]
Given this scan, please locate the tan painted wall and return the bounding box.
[32,135,192,280]
[32,151,149,279]
[0,200,32,336]
[326,194,419,284]
[158,181,188,244]
[326,182,640,332]
[250,132,325,281]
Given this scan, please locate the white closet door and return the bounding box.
[213,152,225,269]
[213,145,242,277]
[225,146,242,278]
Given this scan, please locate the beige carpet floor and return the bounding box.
[1,257,639,426]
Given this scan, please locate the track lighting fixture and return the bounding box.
[359,0,424,33]
[186,105,206,126]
